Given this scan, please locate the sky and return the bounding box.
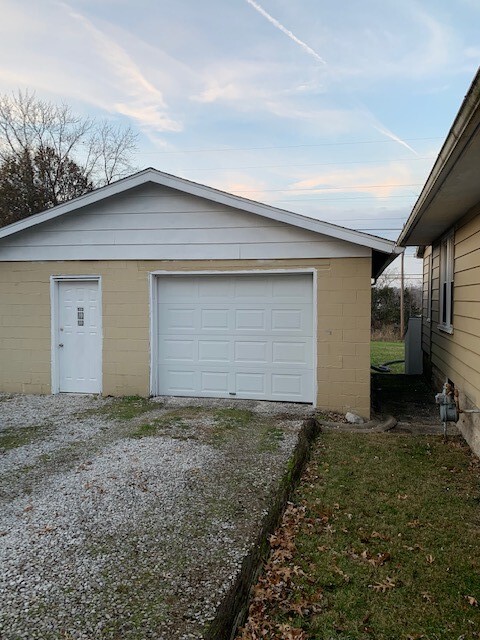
[0,0,479,282]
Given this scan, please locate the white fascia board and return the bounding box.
[398,68,480,247]
[0,167,397,255]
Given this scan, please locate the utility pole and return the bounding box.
[400,251,405,338]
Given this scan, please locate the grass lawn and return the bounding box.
[371,340,405,374]
[239,433,480,640]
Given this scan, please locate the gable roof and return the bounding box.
[398,67,480,247]
[0,167,400,277]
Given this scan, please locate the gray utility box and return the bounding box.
[405,316,423,375]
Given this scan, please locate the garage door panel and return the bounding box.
[234,278,270,298]
[272,309,303,331]
[159,279,198,299]
[163,308,196,329]
[272,275,312,299]
[234,341,268,363]
[272,341,311,365]
[198,278,233,298]
[198,340,230,362]
[201,371,229,393]
[235,372,265,394]
[271,306,313,332]
[201,308,230,329]
[235,309,266,331]
[164,369,196,392]
[272,373,303,397]
[163,339,195,361]
[156,274,314,402]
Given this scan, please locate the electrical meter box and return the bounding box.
[405,316,423,375]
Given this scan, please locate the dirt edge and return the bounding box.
[204,416,320,640]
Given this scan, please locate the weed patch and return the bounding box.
[210,408,254,443]
[128,407,205,439]
[78,395,156,421]
[258,426,285,452]
[0,424,51,451]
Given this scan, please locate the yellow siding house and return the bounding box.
[398,67,480,455]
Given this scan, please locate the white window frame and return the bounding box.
[426,252,432,323]
[438,233,454,333]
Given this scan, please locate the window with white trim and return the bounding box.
[439,233,454,331]
[426,252,432,322]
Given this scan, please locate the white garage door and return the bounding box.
[155,273,314,402]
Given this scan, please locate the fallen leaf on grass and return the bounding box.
[425,554,435,564]
[397,494,409,500]
[369,577,396,592]
[403,544,424,552]
[357,550,391,566]
[271,548,294,563]
[421,591,433,602]
[333,564,351,582]
[371,531,390,541]
[285,597,323,617]
[465,595,478,607]
[373,552,391,566]
[277,623,307,639]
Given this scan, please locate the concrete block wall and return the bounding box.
[0,257,372,416]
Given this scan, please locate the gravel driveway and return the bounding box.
[0,393,311,639]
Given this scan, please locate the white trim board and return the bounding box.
[50,275,103,394]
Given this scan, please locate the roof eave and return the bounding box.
[372,245,404,282]
[398,67,480,247]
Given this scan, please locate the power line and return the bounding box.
[325,216,408,222]
[228,183,422,193]
[159,156,435,172]
[138,136,443,155]
[268,194,418,203]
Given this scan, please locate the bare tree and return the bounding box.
[0,90,137,225]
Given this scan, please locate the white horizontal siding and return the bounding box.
[0,183,371,261]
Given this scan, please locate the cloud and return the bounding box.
[245,0,326,66]
[207,173,271,204]
[289,163,418,199]
[193,81,247,105]
[57,2,182,135]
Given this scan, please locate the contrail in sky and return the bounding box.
[245,0,417,155]
[245,0,327,66]
[373,124,419,156]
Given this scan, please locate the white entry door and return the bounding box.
[155,273,314,402]
[56,280,101,393]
